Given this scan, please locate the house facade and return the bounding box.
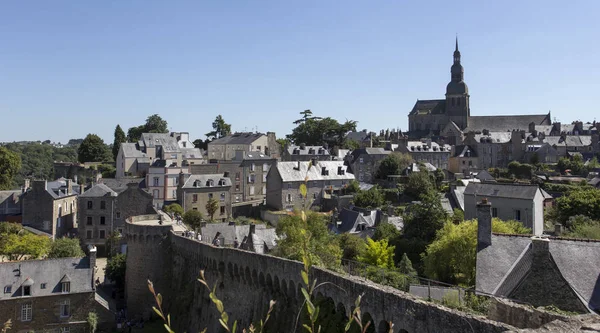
[177,174,232,221]
[207,132,279,161]
[282,144,332,161]
[395,140,451,170]
[146,161,189,209]
[346,148,391,183]
[448,145,478,175]
[266,160,355,211]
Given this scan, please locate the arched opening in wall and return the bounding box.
[146,235,151,243]
[227,262,234,280]
[288,280,296,300]
[337,302,348,321]
[377,320,392,333]
[397,330,409,333]
[273,275,280,293]
[266,274,273,291]
[281,279,287,298]
[245,267,251,285]
[313,295,344,333]
[233,264,239,281]
[259,272,265,287]
[252,269,258,287]
[218,262,226,289]
[347,311,375,333]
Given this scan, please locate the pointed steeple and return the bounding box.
[453,36,461,64]
[455,36,459,52]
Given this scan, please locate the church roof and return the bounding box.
[464,114,551,133]
[409,99,446,116]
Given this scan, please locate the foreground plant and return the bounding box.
[1,319,11,333]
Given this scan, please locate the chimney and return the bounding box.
[296,160,301,171]
[528,122,536,133]
[80,183,85,195]
[311,158,317,166]
[22,179,31,194]
[87,245,97,288]
[531,236,550,260]
[66,179,72,195]
[223,171,230,178]
[477,198,492,251]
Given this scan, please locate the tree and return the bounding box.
[0,147,21,190]
[434,168,445,188]
[205,198,219,221]
[183,210,204,231]
[127,114,169,142]
[358,238,395,269]
[422,218,530,285]
[163,203,184,218]
[451,208,464,224]
[376,153,412,179]
[554,188,600,224]
[105,231,122,258]
[405,170,435,200]
[343,180,360,195]
[286,110,357,147]
[78,134,111,163]
[205,115,232,141]
[338,233,366,261]
[372,222,401,242]
[0,232,50,261]
[352,186,385,209]
[48,237,85,258]
[106,253,126,288]
[293,109,322,124]
[193,138,209,150]
[112,125,127,160]
[397,253,417,277]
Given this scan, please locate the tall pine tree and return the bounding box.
[112,125,127,160]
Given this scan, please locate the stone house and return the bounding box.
[21,179,79,239]
[266,160,355,211]
[200,223,277,253]
[345,148,391,183]
[463,183,551,235]
[207,132,279,161]
[146,160,189,209]
[283,144,332,161]
[0,189,22,223]
[448,145,478,175]
[177,174,232,222]
[0,247,100,332]
[345,130,375,148]
[395,139,451,170]
[475,200,600,313]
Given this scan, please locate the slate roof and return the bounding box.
[98,178,144,194]
[79,184,117,198]
[287,145,331,156]
[405,141,451,152]
[140,133,179,152]
[247,228,279,253]
[473,132,512,144]
[589,178,600,187]
[201,223,271,246]
[0,256,93,300]
[180,147,203,159]
[274,161,355,183]
[475,170,494,181]
[336,208,380,233]
[452,186,466,211]
[465,114,550,133]
[182,174,231,189]
[0,190,21,209]
[406,162,437,173]
[348,148,390,163]
[409,99,446,116]
[243,152,273,160]
[453,145,477,158]
[209,132,265,145]
[464,183,542,200]
[543,135,592,147]
[121,143,148,158]
[345,131,372,142]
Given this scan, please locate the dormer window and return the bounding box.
[21,278,34,296]
[62,282,70,293]
[3,286,11,294]
[23,286,31,296]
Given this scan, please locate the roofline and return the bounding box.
[492,233,600,243]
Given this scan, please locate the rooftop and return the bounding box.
[274,161,355,182]
[182,174,232,189]
[209,132,265,145]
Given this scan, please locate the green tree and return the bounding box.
[422,218,530,285]
[293,109,322,124]
[274,211,342,269]
[183,209,203,231]
[112,125,127,160]
[343,179,360,195]
[358,238,395,269]
[0,147,22,190]
[554,188,600,224]
[352,186,384,208]
[376,153,412,179]
[105,231,122,259]
[48,237,85,258]
[163,203,184,217]
[193,138,209,150]
[397,253,417,277]
[106,253,126,288]
[0,233,50,261]
[286,110,357,147]
[205,198,219,221]
[338,233,366,261]
[372,222,401,242]
[434,168,445,188]
[405,170,435,200]
[78,134,111,163]
[451,208,464,224]
[127,114,169,142]
[205,115,232,140]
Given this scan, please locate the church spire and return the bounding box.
[455,36,459,52]
[453,36,461,65]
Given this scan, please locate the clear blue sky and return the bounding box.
[1,1,599,144]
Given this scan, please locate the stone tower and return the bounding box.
[445,37,470,129]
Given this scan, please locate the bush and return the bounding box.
[364,266,415,292]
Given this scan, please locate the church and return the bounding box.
[408,39,551,145]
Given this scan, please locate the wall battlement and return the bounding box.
[125,219,515,332]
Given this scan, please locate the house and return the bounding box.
[146,159,189,209]
[395,139,451,170]
[448,145,478,174]
[200,222,277,254]
[283,144,332,161]
[463,183,549,235]
[345,148,391,183]
[21,179,79,239]
[0,246,104,332]
[331,207,387,237]
[266,160,355,211]
[240,224,278,254]
[207,132,279,161]
[177,174,232,221]
[78,183,155,255]
[475,199,600,313]
[0,189,22,223]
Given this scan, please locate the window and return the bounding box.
[86,217,93,225]
[100,201,106,209]
[23,286,31,296]
[220,206,225,215]
[235,183,240,191]
[287,183,292,189]
[287,194,292,203]
[515,209,521,221]
[220,192,226,201]
[263,173,267,182]
[60,300,70,317]
[171,154,177,159]
[208,193,213,199]
[462,161,465,165]
[40,283,46,289]
[153,189,160,199]
[263,163,269,172]
[116,212,121,218]
[86,230,92,239]
[256,146,261,152]
[313,193,317,199]
[3,286,11,294]
[248,174,255,183]
[62,282,70,293]
[100,216,106,225]
[87,201,93,209]
[21,303,32,322]
[99,230,106,239]
[262,186,266,195]
[174,177,179,185]
[235,172,240,180]
[235,195,240,202]
[250,186,255,195]
[359,158,364,164]
[250,163,255,171]
[492,208,498,218]
[192,194,198,203]
[154,177,160,186]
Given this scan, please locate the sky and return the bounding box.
[1,1,599,144]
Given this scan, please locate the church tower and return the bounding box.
[445,37,470,129]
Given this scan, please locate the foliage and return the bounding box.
[434,168,445,188]
[274,212,342,270]
[164,203,184,217]
[372,222,400,242]
[565,219,600,240]
[557,155,587,176]
[342,180,361,195]
[112,124,127,160]
[78,134,111,163]
[422,219,530,285]
[404,171,435,200]
[98,164,116,178]
[193,138,209,150]
[205,198,220,221]
[352,186,384,209]
[376,153,412,179]
[205,115,232,141]
[48,237,85,258]
[1,319,11,333]
[366,266,414,292]
[105,231,122,259]
[276,138,289,155]
[553,187,600,224]
[0,147,22,190]
[451,208,464,224]
[342,139,361,150]
[286,110,357,147]
[397,253,417,277]
[183,210,204,231]
[87,312,98,333]
[127,114,169,142]
[507,161,534,179]
[358,238,395,269]
[106,253,127,288]
[338,233,366,261]
[0,223,50,261]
